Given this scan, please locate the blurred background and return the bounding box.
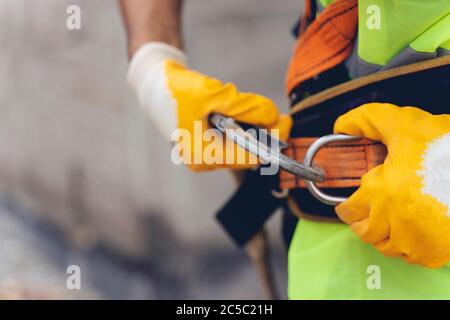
[0,0,302,299]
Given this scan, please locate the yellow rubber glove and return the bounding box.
[334,103,450,268]
[128,42,292,171]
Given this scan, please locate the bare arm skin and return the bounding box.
[119,0,183,59]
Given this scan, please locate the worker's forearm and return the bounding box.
[119,0,183,59]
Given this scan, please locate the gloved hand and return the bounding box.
[127,42,292,171]
[334,103,450,268]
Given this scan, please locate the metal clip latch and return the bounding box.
[209,113,325,183]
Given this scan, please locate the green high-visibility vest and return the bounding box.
[358,0,450,66]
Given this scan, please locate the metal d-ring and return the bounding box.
[303,134,361,206]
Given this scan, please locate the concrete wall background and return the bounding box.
[0,0,302,298]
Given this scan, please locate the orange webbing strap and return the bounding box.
[280,137,387,189]
[286,0,358,94]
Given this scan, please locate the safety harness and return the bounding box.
[285,55,450,221]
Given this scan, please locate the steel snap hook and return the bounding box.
[209,113,326,183]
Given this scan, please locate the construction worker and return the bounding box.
[120,0,450,299]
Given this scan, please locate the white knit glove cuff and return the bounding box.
[127,42,187,139]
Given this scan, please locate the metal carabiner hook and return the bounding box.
[209,113,326,183]
[303,134,361,206]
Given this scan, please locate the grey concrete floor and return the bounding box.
[0,195,288,299]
